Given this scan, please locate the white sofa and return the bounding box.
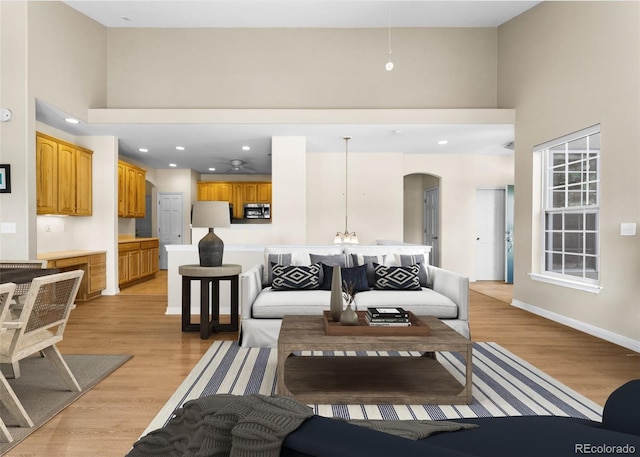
[239,245,470,348]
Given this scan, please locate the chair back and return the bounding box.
[0,260,46,269]
[7,270,83,356]
[0,282,17,325]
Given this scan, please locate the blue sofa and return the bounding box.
[281,380,640,457]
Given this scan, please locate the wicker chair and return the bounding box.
[0,283,33,443]
[0,260,47,300]
[0,270,83,391]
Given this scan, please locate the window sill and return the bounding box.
[528,273,602,294]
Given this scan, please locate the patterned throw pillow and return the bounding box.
[350,254,386,287]
[319,263,369,291]
[373,264,422,290]
[271,263,321,291]
[394,253,429,287]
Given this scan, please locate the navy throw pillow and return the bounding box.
[320,263,369,292]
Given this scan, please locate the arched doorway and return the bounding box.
[403,173,441,267]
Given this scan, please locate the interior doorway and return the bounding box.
[403,173,441,267]
[157,192,184,270]
[475,188,506,281]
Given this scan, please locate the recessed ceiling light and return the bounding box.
[437,140,449,145]
[176,146,185,151]
[169,163,177,167]
[64,118,79,124]
[208,167,216,171]
[393,130,402,135]
[138,148,148,153]
[242,146,251,151]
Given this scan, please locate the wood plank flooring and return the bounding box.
[5,277,639,457]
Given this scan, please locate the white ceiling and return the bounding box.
[64,1,540,29]
[39,1,528,174]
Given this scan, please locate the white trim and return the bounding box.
[534,124,600,151]
[512,299,640,353]
[528,272,602,294]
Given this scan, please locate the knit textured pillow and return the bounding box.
[373,264,422,290]
[271,263,321,290]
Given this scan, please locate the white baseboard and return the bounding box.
[511,299,640,353]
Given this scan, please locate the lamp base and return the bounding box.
[198,228,224,267]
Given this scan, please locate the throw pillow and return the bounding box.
[394,253,429,287]
[264,253,292,285]
[373,264,422,290]
[309,253,349,267]
[271,263,321,291]
[350,253,387,288]
[319,263,369,292]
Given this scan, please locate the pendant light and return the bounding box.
[385,3,394,71]
[334,137,358,244]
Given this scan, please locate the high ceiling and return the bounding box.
[40,1,532,174]
[64,1,540,28]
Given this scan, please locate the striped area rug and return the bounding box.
[144,341,602,434]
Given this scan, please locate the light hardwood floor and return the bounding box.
[5,276,639,457]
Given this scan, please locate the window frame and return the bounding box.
[531,125,602,293]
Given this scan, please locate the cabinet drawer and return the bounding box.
[89,263,107,292]
[55,256,89,268]
[119,242,140,253]
[140,240,159,249]
[90,253,106,264]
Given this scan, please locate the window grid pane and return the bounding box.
[540,128,600,283]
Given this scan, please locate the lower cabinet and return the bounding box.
[118,239,159,288]
[43,252,106,301]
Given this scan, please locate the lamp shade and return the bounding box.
[192,201,230,228]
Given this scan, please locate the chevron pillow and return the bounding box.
[373,264,422,290]
[271,263,321,290]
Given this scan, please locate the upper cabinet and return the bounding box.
[36,132,93,216]
[198,181,272,219]
[118,160,146,218]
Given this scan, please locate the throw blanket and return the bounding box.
[127,394,477,457]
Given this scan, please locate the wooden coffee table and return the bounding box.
[276,315,472,405]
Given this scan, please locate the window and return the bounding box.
[536,125,600,287]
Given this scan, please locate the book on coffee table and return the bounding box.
[365,314,411,327]
[367,307,409,319]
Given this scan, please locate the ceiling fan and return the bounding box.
[223,159,256,174]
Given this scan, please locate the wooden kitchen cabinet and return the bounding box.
[118,160,146,218]
[39,251,106,301]
[36,132,93,216]
[118,238,159,288]
[197,181,272,219]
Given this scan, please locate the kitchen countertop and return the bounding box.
[37,250,106,261]
[118,237,159,243]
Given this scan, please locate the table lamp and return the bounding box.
[191,201,230,267]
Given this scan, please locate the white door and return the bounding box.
[475,189,505,280]
[158,193,184,270]
[423,187,440,267]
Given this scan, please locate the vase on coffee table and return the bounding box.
[329,265,343,322]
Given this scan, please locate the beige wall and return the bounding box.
[106,28,497,109]
[498,2,640,344]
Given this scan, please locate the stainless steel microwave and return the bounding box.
[243,203,270,219]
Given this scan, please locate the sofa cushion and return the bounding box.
[252,288,332,318]
[271,264,322,291]
[264,253,292,285]
[350,253,387,287]
[394,253,429,287]
[319,263,369,291]
[310,253,349,268]
[374,264,422,290]
[353,288,458,319]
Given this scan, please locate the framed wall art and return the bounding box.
[0,164,11,193]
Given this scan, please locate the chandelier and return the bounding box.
[334,136,358,244]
